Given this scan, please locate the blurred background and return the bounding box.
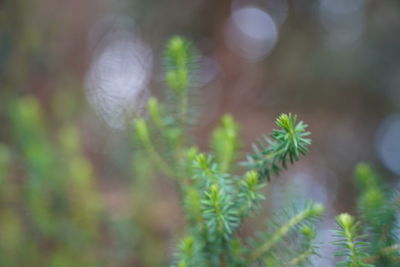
[1,0,400,266]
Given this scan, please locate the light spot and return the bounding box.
[85,17,152,129]
[224,6,278,61]
[319,0,366,45]
[375,114,400,175]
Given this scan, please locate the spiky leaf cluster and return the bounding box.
[244,113,311,181]
[172,236,205,267]
[334,213,372,267]
[201,184,239,240]
[163,36,199,126]
[164,36,198,95]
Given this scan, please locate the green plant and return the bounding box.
[2,35,400,267]
[133,36,400,267]
[131,36,326,266]
[334,213,372,267]
[331,163,400,267]
[1,97,105,266]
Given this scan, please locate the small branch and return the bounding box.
[284,247,314,267]
[250,204,323,261]
[135,119,175,178]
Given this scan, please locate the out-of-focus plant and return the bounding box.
[0,97,106,266]
[331,163,400,267]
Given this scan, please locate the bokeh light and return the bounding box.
[224,6,278,61]
[319,0,366,45]
[375,114,400,175]
[85,17,152,129]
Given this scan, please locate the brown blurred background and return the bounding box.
[1,0,400,265]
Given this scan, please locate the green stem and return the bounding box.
[135,119,175,178]
[220,141,234,173]
[252,146,287,174]
[284,247,314,267]
[286,248,314,267]
[179,92,188,125]
[344,225,359,265]
[250,204,322,261]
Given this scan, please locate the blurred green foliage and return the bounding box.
[1,96,103,266]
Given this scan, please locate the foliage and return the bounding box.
[334,213,372,267]
[1,97,105,266]
[1,35,400,266]
[330,163,400,267]
[135,36,400,267]
[134,36,325,266]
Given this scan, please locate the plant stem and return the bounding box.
[284,247,314,267]
[250,206,318,261]
[135,119,175,178]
